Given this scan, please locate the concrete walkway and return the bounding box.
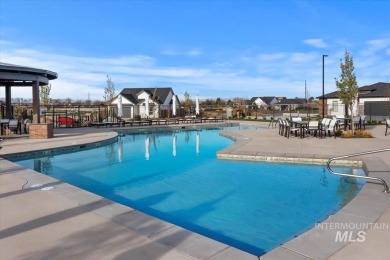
[0,122,389,259]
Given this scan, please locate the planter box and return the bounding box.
[29,123,53,139]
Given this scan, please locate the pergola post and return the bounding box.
[5,84,12,118]
[32,81,40,123]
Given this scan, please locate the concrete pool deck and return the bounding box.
[0,122,389,259]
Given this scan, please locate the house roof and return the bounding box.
[249,96,276,105]
[318,82,390,99]
[120,87,173,104]
[276,98,307,105]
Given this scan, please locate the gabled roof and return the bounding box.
[120,87,173,104]
[260,96,277,104]
[276,98,307,105]
[358,82,390,98]
[318,82,390,99]
[249,96,277,105]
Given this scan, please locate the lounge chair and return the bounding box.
[385,119,390,136]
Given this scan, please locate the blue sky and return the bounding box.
[1,0,389,101]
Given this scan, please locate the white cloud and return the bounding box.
[303,39,328,48]
[361,38,390,56]
[257,53,286,61]
[161,48,202,57]
[1,41,388,101]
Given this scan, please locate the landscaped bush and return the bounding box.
[343,130,373,138]
[366,120,382,125]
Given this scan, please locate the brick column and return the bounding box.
[29,123,53,139]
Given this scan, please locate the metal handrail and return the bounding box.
[326,148,390,193]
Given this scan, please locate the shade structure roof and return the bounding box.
[0,62,58,124]
[0,62,58,86]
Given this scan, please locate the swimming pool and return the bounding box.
[12,125,364,256]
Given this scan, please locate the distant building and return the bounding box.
[110,87,180,118]
[274,98,307,111]
[249,96,279,110]
[318,82,390,117]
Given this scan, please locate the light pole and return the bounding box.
[322,54,328,117]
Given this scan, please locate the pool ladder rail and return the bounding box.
[326,148,390,193]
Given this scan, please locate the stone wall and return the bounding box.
[29,123,53,139]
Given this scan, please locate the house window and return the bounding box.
[332,101,338,112]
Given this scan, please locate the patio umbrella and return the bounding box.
[195,96,200,115]
[172,95,176,116]
[145,95,150,118]
[145,136,150,160]
[196,132,200,155]
[172,134,177,157]
[117,95,123,117]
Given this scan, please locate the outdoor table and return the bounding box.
[294,121,309,138]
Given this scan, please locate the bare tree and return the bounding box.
[40,83,51,106]
[184,91,193,113]
[104,75,116,102]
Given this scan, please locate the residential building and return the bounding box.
[110,87,180,119]
[274,98,307,111]
[249,96,279,110]
[318,82,390,117]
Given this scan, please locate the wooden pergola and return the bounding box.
[0,62,58,123]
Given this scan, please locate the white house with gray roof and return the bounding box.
[249,96,279,110]
[318,82,390,117]
[111,87,180,118]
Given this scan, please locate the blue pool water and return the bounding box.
[12,125,364,256]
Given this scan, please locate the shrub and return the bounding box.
[343,130,373,138]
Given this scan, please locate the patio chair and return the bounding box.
[336,115,348,130]
[278,118,284,135]
[360,115,366,129]
[283,119,298,138]
[306,121,319,137]
[321,118,331,129]
[385,119,390,136]
[8,119,21,135]
[348,116,361,130]
[324,119,338,138]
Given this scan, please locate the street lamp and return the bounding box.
[322,54,328,117]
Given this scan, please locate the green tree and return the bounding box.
[40,83,51,106]
[104,75,116,102]
[335,50,359,134]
